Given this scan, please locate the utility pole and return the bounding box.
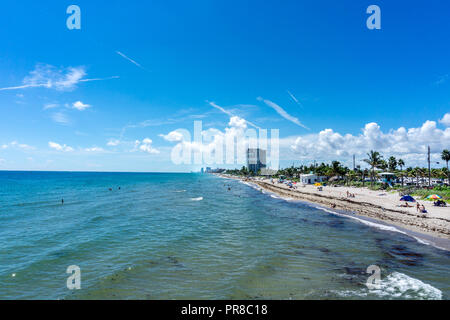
[428,146,431,187]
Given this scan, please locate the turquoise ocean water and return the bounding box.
[0,171,449,299]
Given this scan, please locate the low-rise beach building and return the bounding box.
[300,174,326,185]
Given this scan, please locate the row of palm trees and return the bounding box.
[363,149,450,186]
[227,149,450,187]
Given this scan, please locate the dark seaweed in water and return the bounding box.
[332,265,369,285]
[343,266,367,275]
[385,245,425,267]
[167,256,184,268]
[327,219,346,229]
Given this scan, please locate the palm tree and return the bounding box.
[388,156,397,172]
[398,159,405,186]
[442,149,450,185]
[363,151,383,186]
[379,159,388,171]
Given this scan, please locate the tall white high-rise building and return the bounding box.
[246,148,267,174]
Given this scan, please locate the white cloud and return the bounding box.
[159,130,185,142]
[207,101,261,129]
[162,115,265,166]
[51,112,70,125]
[72,101,91,111]
[43,103,59,110]
[290,120,450,162]
[1,141,35,151]
[84,147,105,152]
[134,138,160,154]
[439,113,450,127]
[107,139,121,146]
[0,64,119,91]
[228,116,247,130]
[257,97,308,129]
[48,142,74,152]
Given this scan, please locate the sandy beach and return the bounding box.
[219,174,450,240]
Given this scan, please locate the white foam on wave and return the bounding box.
[374,272,442,300]
[236,180,448,251]
[333,272,442,300]
[314,206,449,251]
[314,205,413,236]
[239,181,263,192]
[190,197,203,201]
[174,190,186,193]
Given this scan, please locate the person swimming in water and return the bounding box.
[61,199,64,205]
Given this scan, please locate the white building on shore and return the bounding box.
[299,174,327,185]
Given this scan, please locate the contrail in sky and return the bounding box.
[287,90,304,108]
[116,51,146,70]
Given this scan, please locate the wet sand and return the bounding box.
[218,174,450,242]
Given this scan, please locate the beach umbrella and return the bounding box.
[400,195,416,202]
[314,183,322,186]
[426,194,442,200]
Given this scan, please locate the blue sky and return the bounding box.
[1,0,449,172]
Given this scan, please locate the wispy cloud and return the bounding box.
[116,51,146,70]
[51,112,70,125]
[84,147,105,152]
[287,90,304,108]
[207,101,261,129]
[0,64,119,91]
[257,97,308,129]
[107,139,121,146]
[43,103,59,110]
[435,74,448,86]
[119,111,212,139]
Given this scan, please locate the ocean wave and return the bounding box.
[190,197,203,201]
[375,272,442,299]
[174,190,186,193]
[333,272,442,300]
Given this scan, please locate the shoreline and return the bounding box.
[217,174,450,250]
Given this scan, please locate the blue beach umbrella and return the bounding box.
[400,195,416,202]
